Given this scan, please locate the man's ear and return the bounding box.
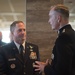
[58,19,59,23]
[58,15,62,23]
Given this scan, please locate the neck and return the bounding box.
[59,19,69,29]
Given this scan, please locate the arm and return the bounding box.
[0,50,7,75]
[33,59,49,74]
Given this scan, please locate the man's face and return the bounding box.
[13,22,26,44]
[48,9,60,30]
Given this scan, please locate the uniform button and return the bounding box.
[24,65,25,67]
[24,72,26,74]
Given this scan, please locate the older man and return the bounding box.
[33,4,75,75]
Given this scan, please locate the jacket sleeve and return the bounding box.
[34,45,42,75]
[0,48,7,75]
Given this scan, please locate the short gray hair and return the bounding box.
[10,21,24,33]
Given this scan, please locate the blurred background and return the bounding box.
[0,0,26,43]
[26,0,75,63]
[0,0,75,43]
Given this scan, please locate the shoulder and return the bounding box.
[2,42,13,47]
[1,41,6,44]
[26,42,39,51]
[0,42,15,51]
[59,24,75,37]
[0,42,16,55]
[58,28,75,43]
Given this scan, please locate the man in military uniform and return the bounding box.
[0,21,41,75]
[33,4,75,75]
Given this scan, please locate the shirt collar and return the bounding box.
[14,41,25,50]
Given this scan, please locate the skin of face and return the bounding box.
[48,9,60,30]
[12,22,26,44]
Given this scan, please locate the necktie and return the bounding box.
[19,44,24,59]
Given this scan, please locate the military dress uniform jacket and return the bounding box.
[0,40,6,47]
[0,41,41,75]
[44,24,75,75]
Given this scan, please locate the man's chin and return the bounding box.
[18,38,26,44]
[21,39,25,42]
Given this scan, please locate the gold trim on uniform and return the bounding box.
[29,45,33,49]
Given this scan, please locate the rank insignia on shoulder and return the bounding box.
[62,29,65,33]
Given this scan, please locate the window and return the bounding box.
[2,30,10,43]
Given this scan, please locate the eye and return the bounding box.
[18,29,22,32]
[23,29,26,31]
[18,29,26,32]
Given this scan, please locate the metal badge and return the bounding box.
[30,52,37,59]
[29,45,33,51]
[51,53,54,60]
[62,29,65,33]
[10,64,16,69]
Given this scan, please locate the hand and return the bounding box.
[33,59,49,73]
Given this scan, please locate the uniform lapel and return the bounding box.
[11,42,24,64]
[23,42,30,63]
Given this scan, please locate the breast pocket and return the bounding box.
[8,58,17,70]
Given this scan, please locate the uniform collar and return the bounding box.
[14,41,25,50]
[58,24,71,34]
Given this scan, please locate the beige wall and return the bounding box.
[26,0,63,74]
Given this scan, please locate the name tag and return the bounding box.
[8,58,16,61]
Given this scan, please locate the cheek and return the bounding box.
[13,32,19,38]
[25,32,26,35]
[51,17,54,23]
[14,31,17,35]
[52,20,57,28]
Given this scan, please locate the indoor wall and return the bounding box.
[26,0,63,67]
